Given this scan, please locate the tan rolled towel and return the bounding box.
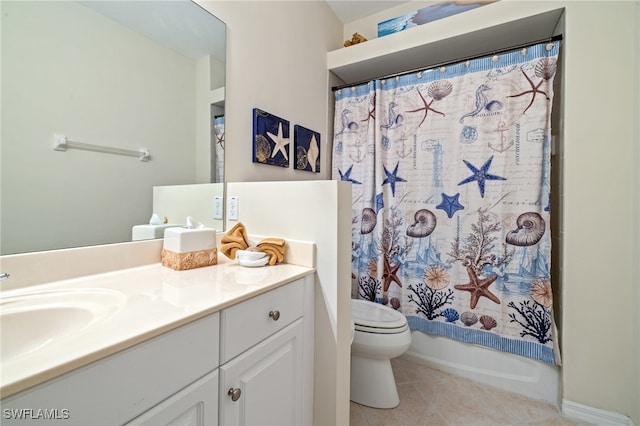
[257,238,286,266]
[221,222,250,259]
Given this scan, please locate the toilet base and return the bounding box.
[350,355,400,409]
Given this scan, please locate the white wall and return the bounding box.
[152,183,224,231]
[0,1,198,254]
[226,181,352,426]
[343,1,640,423]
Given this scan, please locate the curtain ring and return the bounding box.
[417,71,422,79]
[440,66,446,73]
[381,79,386,85]
[546,43,554,51]
[492,55,499,62]
[521,48,527,56]
[351,86,356,92]
[465,60,471,68]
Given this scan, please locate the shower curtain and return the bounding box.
[332,41,561,364]
[213,115,225,183]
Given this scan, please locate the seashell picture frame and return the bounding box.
[294,124,321,173]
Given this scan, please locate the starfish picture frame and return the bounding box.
[294,125,321,173]
[252,108,290,168]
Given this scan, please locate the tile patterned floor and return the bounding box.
[350,357,589,426]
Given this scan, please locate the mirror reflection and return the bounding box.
[1,0,226,255]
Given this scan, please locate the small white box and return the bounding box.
[162,227,217,271]
[163,227,216,253]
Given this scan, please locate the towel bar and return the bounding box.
[53,134,150,162]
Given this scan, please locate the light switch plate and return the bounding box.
[228,196,239,221]
[213,196,223,219]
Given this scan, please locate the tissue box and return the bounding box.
[161,227,217,271]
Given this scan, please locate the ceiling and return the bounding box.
[82,1,400,54]
[326,0,411,23]
[82,1,406,57]
[79,1,226,61]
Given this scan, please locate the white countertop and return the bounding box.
[0,260,314,398]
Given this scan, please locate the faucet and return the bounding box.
[0,272,10,280]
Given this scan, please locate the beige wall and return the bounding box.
[200,1,343,183]
[560,2,638,422]
[634,2,640,422]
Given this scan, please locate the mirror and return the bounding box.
[1,0,226,255]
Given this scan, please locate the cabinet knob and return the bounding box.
[269,310,280,321]
[228,387,241,402]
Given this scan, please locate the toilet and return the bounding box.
[350,298,412,409]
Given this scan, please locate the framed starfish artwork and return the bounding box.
[293,125,321,173]
[252,108,290,168]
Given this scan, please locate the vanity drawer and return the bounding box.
[220,280,303,363]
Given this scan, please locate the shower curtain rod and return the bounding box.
[331,34,563,92]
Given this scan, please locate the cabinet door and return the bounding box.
[126,370,218,426]
[219,319,303,426]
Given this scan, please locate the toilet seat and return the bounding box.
[351,299,408,334]
[354,322,409,334]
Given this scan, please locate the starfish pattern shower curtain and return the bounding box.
[332,41,561,364]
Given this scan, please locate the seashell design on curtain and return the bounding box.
[332,41,561,364]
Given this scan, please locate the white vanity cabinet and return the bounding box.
[1,274,313,426]
[1,313,221,426]
[218,281,309,426]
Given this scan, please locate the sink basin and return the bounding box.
[0,288,126,361]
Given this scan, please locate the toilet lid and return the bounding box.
[351,299,408,330]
